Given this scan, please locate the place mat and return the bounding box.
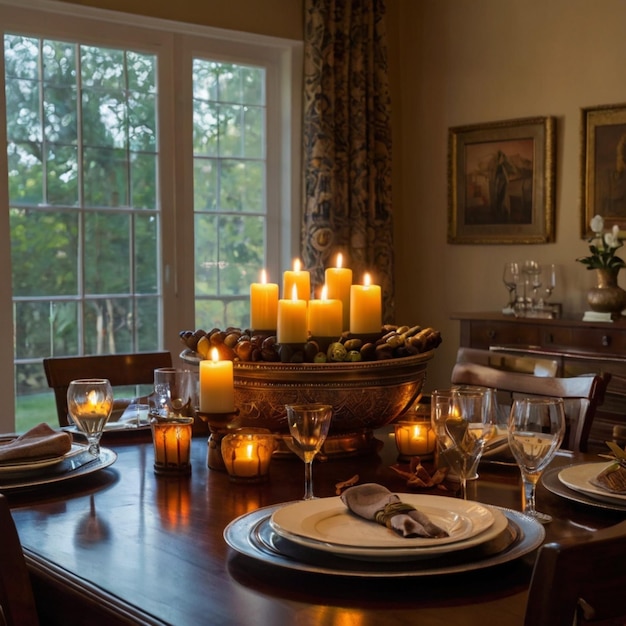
[224,503,545,578]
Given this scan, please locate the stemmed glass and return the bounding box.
[441,388,492,499]
[508,397,565,523]
[502,262,520,311]
[542,263,557,306]
[285,403,333,500]
[67,378,114,457]
[153,368,196,417]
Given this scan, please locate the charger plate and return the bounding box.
[269,495,495,556]
[542,465,626,512]
[224,502,544,577]
[558,462,626,505]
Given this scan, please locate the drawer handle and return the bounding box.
[487,330,496,340]
[602,335,611,347]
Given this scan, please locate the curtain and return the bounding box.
[301,0,395,323]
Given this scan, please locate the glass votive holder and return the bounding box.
[150,415,194,476]
[221,428,275,483]
[394,418,437,461]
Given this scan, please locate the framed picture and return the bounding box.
[580,103,626,236]
[448,116,556,244]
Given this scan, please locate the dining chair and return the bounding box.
[450,360,610,452]
[43,351,172,426]
[0,494,39,626]
[525,519,626,626]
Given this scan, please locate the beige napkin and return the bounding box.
[340,483,449,538]
[0,423,72,463]
[591,463,626,494]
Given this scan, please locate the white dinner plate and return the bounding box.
[558,462,626,505]
[224,503,545,577]
[0,442,86,475]
[270,494,495,553]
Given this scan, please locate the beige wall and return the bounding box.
[56,0,303,40]
[388,0,626,393]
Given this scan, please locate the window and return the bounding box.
[0,1,301,433]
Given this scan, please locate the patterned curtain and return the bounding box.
[301,0,395,323]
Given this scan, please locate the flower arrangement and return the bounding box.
[577,214,626,271]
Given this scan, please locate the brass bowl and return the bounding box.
[229,350,434,434]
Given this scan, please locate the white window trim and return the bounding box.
[0,0,302,433]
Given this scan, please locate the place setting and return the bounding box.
[543,441,626,512]
[224,399,545,578]
[0,379,117,492]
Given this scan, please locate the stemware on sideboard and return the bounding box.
[502,262,520,312]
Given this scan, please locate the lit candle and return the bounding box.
[199,348,235,413]
[394,420,437,457]
[250,269,279,330]
[308,285,343,337]
[277,285,308,344]
[221,430,274,482]
[325,253,352,332]
[349,273,382,334]
[282,258,311,301]
[151,416,194,475]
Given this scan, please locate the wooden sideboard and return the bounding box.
[452,312,626,452]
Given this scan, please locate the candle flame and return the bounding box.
[336,253,343,269]
[293,258,301,272]
[291,284,299,301]
[363,273,371,287]
[211,347,220,362]
[321,285,328,301]
[244,442,255,460]
[87,390,98,407]
[260,269,267,284]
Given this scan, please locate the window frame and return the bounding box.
[0,0,302,433]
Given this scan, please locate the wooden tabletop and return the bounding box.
[6,428,625,626]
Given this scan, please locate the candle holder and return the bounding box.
[221,428,275,483]
[150,415,194,476]
[195,409,240,471]
[394,418,436,462]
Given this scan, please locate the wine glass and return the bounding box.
[502,262,520,311]
[285,403,333,500]
[153,368,196,417]
[542,263,557,306]
[508,397,565,523]
[444,388,492,499]
[67,378,114,457]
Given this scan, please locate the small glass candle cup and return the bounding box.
[221,428,275,483]
[394,418,437,461]
[150,415,194,476]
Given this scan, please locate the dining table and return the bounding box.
[4,424,626,626]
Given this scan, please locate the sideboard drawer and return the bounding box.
[468,321,540,348]
[570,328,626,354]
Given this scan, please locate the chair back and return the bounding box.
[450,360,609,452]
[525,519,626,625]
[455,347,558,376]
[0,494,39,626]
[44,351,172,426]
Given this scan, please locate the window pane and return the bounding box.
[193,157,217,210]
[219,159,264,211]
[47,143,79,205]
[83,147,129,206]
[10,208,78,297]
[135,213,158,293]
[194,212,218,295]
[7,142,43,203]
[43,85,77,145]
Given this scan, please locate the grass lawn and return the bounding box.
[16,392,58,432]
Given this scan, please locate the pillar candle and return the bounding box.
[349,273,382,334]
[282,258,311,301]
[277,285,308,344]
[250,269,279,330]
[308,285,343,337]
[325,253,352,332]
[199,348,235,413]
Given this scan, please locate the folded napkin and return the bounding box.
[340,483,449,538]
[591,463,626,494]
[0,423,72,464]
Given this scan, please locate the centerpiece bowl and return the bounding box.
[180,349,434,456]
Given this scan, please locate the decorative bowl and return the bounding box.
[181,349,434,435]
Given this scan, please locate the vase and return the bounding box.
[587,268,626,315]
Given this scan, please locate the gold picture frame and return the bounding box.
[580,103,626,237]
[448,116,556,244]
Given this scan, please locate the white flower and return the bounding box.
[605,225,622,249]
[590,214,605,235]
